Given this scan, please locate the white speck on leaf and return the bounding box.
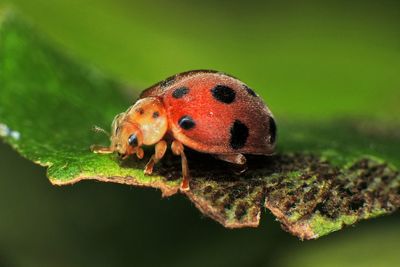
[0,123,20,140]
[0,123,10,137]
[10,131,20,140]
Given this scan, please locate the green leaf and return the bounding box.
[0,9,180,196]
[0,9,399,239]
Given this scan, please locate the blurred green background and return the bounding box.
[0,0,399,266]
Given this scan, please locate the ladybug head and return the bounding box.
[108,97,168,158]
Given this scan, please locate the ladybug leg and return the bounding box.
[215,154,248,174]
[90,145,113,154]
[144,140,167,175]
[214,153,246,165]
[136,147,144,159]
[171,140,190,191]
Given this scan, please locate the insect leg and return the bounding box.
[144,140,167,174]
[214,153,246,165]
[214,153,248,174]
[171,140,190,191]
[90,145,113,154]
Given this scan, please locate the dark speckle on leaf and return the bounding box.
[235,202,248,220]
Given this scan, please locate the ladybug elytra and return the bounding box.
[91,70,276,191]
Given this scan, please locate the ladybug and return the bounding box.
[91,70,276,191]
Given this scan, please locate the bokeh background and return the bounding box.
[0,0,399,266]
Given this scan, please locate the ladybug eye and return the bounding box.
[128,134,138,146]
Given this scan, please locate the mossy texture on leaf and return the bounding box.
[0,9,399,239]
[175,153,399,239]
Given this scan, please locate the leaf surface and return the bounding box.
[0,10,399,239]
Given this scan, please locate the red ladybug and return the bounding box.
[92,70,276,191]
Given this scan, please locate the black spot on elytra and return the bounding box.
[244,85,257,97]
[160,75,176,88]
[211,85,236,104]
[152,111,159,118]
[269,117,277,144]
[230,120,249,149]
[178,115,196,130]
[172,87,189,98]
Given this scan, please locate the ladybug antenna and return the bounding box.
[92,125,110,137]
